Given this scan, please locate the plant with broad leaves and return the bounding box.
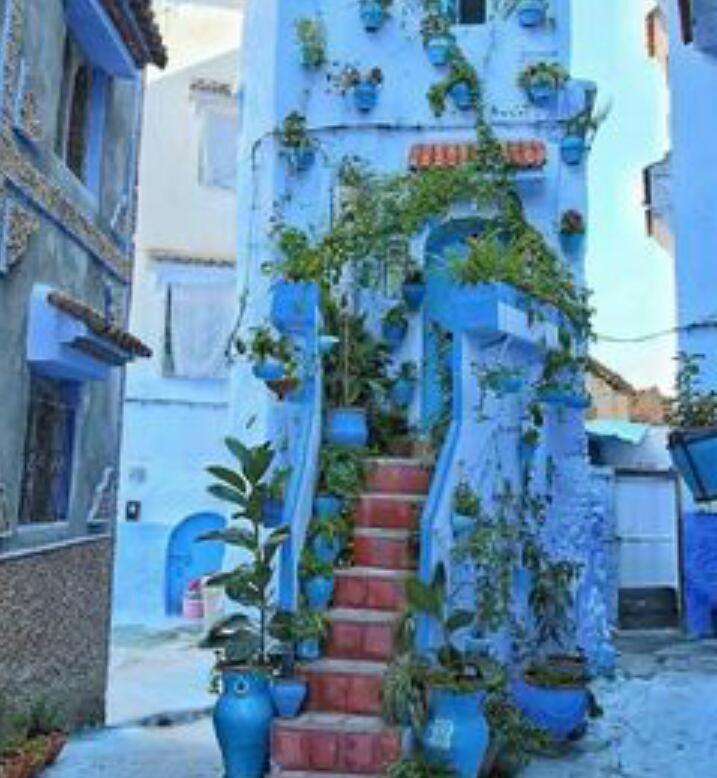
[295,16,326,69]
[278,111,312,150]
[668,352,717,429]
[387,752,456,778]
[200,438,290,668]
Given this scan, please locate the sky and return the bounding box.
[572,0,675,393]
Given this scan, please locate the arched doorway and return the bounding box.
[165,512,226,616]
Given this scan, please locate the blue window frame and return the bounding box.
[445,0,488,24]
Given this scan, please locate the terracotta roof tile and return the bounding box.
[408,141,547,171]
[99,0,167,69]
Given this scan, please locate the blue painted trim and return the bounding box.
[85,68,108,197]
[0,1,14,120]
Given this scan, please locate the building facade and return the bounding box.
[115,0,242,628]
[0,0,164,727]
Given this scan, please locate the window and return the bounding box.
[457,0,487,25]
[199,109,238,190]
[19,376,79,525]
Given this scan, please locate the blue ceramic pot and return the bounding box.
[287,145,315,173]
[304,574,335,610]
[391,378,416,408]
[360,0,385,31]
[312,535,342,565]
[528,80,556,105]
[213,669,274,778]
[402,282,426,311]
[449,81,474,111]
[271,281,319,333]
[451,512,474,537]
[326,407,369,447]
[513,677,588,741]
[314,493,344,519]
[561,135,586,165]
[560,232,584,255]
[261,498,284,528]
[253,359,285,381]
[518,0,546,27]
[271,679,307,719]
[382,320,408,351]
[353,81,379,112]
[425,36,452,66]
[296,637,321,661]
[422,687,489,778]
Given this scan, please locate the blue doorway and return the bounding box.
[165,512,226,616]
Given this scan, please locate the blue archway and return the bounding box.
[165,512,226,616]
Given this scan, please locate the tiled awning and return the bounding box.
[408,141,547,171]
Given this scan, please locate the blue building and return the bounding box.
[0,0,164,728]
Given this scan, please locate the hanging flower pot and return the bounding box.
[253,358,285,382]
[314,493,344,519]
[311,534,342,565]
[559,209,586,255]
[519,62,568,106]
[517,0,546,27]
[296,638,321,661]
[286,145,316,173]
[326,407,369,447]
[270,678,308,719]
[451,512,474,537]
[425,35,452,66]
[213,668,275,778]
[304,574,335,609]
[391,377,417,408]
[528,78,557,105]
[402,282,426,311]
[353,80,379,112]
[360,0,386,32]
[513,672,588,741]
[448,80,474,111]
[561,135,586,165]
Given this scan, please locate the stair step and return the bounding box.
[272,714,400,774]
[272,772,383,778]
[355,494,424,530]
[326,609,399,661]
[334,567,409,611]
[298,659,386,716]
[364,459,431,496]
[353,528,417,570]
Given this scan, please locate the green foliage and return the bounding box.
[387,753,456,778]
[295,16,326,69]
[396,361,418,382]
[668,352,717,428]
[309,512,350,544]
[201,438,290,667]
[485,694,555,770]
[560,209,585,235]
[381,653,430,730]
[420,10,453,44]
[318,444,365,498]
[528,559,580,656]
[517,61,569,93]
[404,260,425,285]
[328,64,384,94]
[383,303,408,329]
[279,111,312,149]
[271,226,329,283]
[427,52,481,116]
[271,608,328,642]
[370,407,412,455]
[453,480,480,516]
[299,547,335,580]
[266,466,291,501]
[235,326,298,376]
[564,98,611,142]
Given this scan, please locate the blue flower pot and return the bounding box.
[449,81,474,111]
[353,81,379,112]
[312,535,342,565]
[426,36,452,66]
[287,145,315,173]
[253,359,285,381]
[560,232,584,255]
[422,688,489,778]
[314,493,344,519]
[296,638,321,661]
[304,574,335,610]
[561,135,586,165]
[391,378,416,408]
[213,669,274,778]
[382,320,408,351]
[271,281,320,333]
[360,0,385,31]
[326,407,369,448]
[518,0,546,27]
[261,498,284,528]
[452,512,474,537]
[402,282,426,311]
[271,679,307,719]
[513,677,588,741]
[528,80,557,105]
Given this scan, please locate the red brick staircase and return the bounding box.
[270,457,431,777]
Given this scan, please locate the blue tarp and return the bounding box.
[586,419,650,446]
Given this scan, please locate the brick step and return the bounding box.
[353,528,416,570]
[326,608,399,661]
[298,658,386,715]
[271,772,383,778]
[272,713,400,774]
[364,458,432,496]
[355,494,424,531]
[334,567,408,611]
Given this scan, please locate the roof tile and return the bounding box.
[408,141,547,171]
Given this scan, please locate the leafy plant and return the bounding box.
[381,653,430,730]
[318,444,365,498]
[266,466,291,501]
[453,480,479,516]
[387,753,456,778]
[484,693,554,771]
[328,65,384,94]
[235,326,298,376]
[420,11,453,44]
[564,98,611,142]
[279,111,312,150]
[271,225,327,283]
[383,303,408,329]
[272,607,328,642]
[396,361,418,383]
[668,353,717,428]
[295,16,326,69]
[517,61,569,93]
[200,438,290,667]
[310,512,350,544]
[560,209,585,235]
[528,559,581,658]
[299,548,335,580]
[427,53,480,116]
[404,261,425,285]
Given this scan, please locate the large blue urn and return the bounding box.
[513,676,588,741]
[213,669,274,778]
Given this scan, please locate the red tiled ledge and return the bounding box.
[408,140,547,171]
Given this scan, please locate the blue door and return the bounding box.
[165,512,226,616]
[422,218,486,434]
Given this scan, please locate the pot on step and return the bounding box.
[296,638,321,661]
[304,575,335,610]
[513,672,588,741]
[313,493,344,519]
[326,407,369,447]
[270,678,308,719]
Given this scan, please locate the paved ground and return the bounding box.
[47,629,717,777]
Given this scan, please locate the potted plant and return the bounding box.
[292,608,328,661]
[295,16,326,69]
[359,0,392,32]
[330,65,385,112]
[200,438,290,778]
[0,702,67,778]
[391,362,418,408]
[300,548,336,610]
[262,466,291,528]
[236,326,298,386]
[402,262,426,311]
[267,612,309,719]
[382,304,409,351]
[559,209,585,254]
[309,512,348,564]
[667,353,717,502]
[451,480,479,536]
[278,111,315,173]
[479,365,525,396]
[561,100,610,165]
[516,0,547,27]
[518,62,569,105]
[420,12,454,67]
[428,55,480,115]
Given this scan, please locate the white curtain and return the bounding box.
[169,283,234,379]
